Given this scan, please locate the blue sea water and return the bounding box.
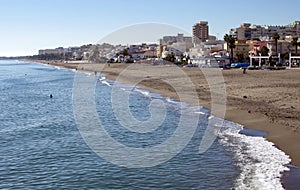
[0,60,291,189]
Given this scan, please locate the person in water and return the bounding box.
[50,94,53,98]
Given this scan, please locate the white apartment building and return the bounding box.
[159,33,193,46]
[231,21,300,40]
[38,47,65,55]
[189,40,225,58]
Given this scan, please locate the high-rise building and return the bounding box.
[193,21,209,44]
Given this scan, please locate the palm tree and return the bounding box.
[291,37,299,55]
[260,46,270,56]
[224,34,230,50]
[272,32,280,56]
[224,34,236,63]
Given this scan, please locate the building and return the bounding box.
[159,33,192,46]
[233,40,250,59]
[157,45,165,58]
[38,47,65,55]
[131,50,157,59]
[189,40,225,58]
[237,23,252,40]
[248,40,268,56]
[267,40,293,56]
[161,46,184,59]
[167,42,193,53]
[193,21,209,44]
[157,33,192,58]
[230,21,300,41]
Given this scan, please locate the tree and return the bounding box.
[164,52,175,63]
[224,34,236,63]
[180,54,185,65]
[272,32,280,56]
[122,49,129,56]
[260,46,270,56]
[291,37,299,55]
[236,51,245,62]
[224,34,230,50]
[283,52,290,61]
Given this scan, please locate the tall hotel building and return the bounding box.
[193,21,209,44]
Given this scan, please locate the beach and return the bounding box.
[34,60,300,167]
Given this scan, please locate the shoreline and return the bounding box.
[27,60,300,167]
[24,60,300,188]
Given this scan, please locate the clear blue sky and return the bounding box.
[0,0,299,56]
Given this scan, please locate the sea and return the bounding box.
[0,60,294,189]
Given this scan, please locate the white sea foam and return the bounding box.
[218,121,291,190]
[194,111,206,115]
[101,80,111,87]
[208,115,214,120]
[192,108,211,116]
[166,97,178,104]
[85,72,92,77]
[99,76,106,81]
[133,88,150,96]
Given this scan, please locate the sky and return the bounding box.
[0,0,299,56]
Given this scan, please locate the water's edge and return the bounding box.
[240,128,300,189]
[25,60,299,189]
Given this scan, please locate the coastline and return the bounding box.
[28,60,300,167]
[25,60,300,188]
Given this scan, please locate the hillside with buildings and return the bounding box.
[32,20,300,68]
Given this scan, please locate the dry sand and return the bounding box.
[34,60,300,167]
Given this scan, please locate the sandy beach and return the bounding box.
[33,60,300,168]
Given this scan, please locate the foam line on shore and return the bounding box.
[218,121,291,190]
[96,71,291,189]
